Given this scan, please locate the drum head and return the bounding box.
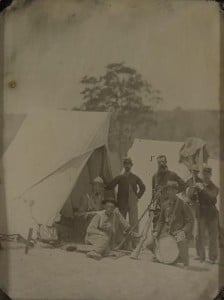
[155,235,179,264]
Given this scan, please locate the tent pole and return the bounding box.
[25,228,33,254]
[105,145,114,180]
[199,147,204,177]
[100,146,104,178]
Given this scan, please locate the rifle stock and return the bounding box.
[114,192,158,252]
[130,213,153,259]
[114,204,149,251]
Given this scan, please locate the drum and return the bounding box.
[155,234,179,264]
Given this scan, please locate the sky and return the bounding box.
[3,0,220,113]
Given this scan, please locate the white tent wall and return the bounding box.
[128,139,221,233]
[22,152,92,228]
[1,111,111,237]
[3,111,110,202]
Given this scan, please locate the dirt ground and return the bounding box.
[0,242,221,300]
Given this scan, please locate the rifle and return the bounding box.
[130,183,182,260]
[113,204,150,251]
[114,186,162,252]
[130,210,154,259]
[129,195,160,259]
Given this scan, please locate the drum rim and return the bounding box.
[155,234,179,264]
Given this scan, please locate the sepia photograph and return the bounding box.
[0,0,223,299]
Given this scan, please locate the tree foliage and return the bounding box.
[77,62,162,161]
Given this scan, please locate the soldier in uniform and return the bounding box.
[186,164,202,204]
[187,166,219,263]
[151,155,186,227]
[79,177,105,212]
[185,164,202,259]
[85,198,132,259]
[105,157,145,233]
[153,181,194,268]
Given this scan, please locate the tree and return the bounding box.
[76,62,162,164]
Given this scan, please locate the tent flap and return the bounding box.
[1,111,111,236]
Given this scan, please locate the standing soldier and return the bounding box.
[186,164,202,198]
[187,166,219,264]
[185,164,202,259]
[105,157,145,234]
[151,155,186,227]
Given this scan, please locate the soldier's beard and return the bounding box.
[158,165,167,173]
[106,210,113,217]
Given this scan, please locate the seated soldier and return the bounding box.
[79,177,105,212]
[153,181,194,268]
[85,197,132,260]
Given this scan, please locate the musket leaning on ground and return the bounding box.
[114,186,162,252]
[115,190,159,253]
[131,183,177,260]
[130,211,154,259]
[113,204,150,251]
[129,191,161,260]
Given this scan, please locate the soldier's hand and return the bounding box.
[152,232,158,238]
[195,183,204,191]
[100,224,112,232]
[123,229,129,236]
[130,231,141,239]
[175,230,186,242]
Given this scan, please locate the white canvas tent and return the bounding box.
[1,111,112,237]
[128,139,221,232]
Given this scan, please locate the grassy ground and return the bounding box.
[0,242,221,300]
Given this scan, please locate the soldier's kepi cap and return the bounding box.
[102,197,118,206]
[157,154,167,161]
[165,181,179,189]
[122,157,133,165]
